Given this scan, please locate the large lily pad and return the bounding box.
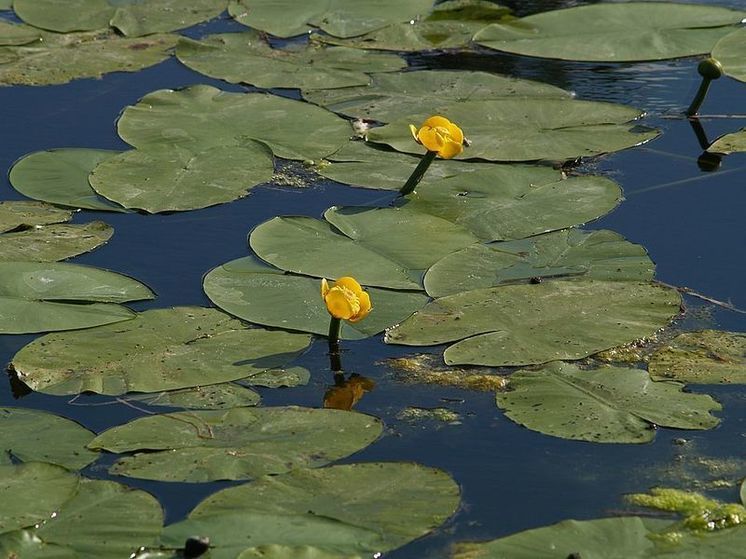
[161,463,459,557]
[0,1,12,10]
[424,229,654,297]
[496,362,721,443]
[9,149,127,212]
[366,98,657,162]
[0,21,40,46]
[0,201,71,233]
[713,28,746,82]
[89,407,383,482]
[385,280,680,366]
[648,330,746,384]
[0,408,98,470]
[0,31,178,86]
[0,261,153,334]
[305,69,569,121]
[88,143,274,213]
[0,220,113,262]
[707,128,746,155]
[128,383,261,410]
[229,0,433,38]
[14,0,226,37]
[238,547,359,559]
[177,32,405,90]
[11,307,311,396]
[117,85,352,161]
[473,3,745,62]
[250,208,478,290]
[204,257,429,339]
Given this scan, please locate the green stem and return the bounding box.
[328,317,341,345]
[328,317,343,372]
[399,150,438,196]
[686,77,712,117]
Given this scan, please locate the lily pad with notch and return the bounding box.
[707,128,746,155]
[126,383,261,410]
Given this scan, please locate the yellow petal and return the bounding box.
[409,124,421,144]
[445,121,464,145]
[349,289,372,322]
[422,115,452,129]
[321,278,329,298]
[334,276,364,299]
[417,126,445,153]
[438,139,464,159]
[324,287,359,320]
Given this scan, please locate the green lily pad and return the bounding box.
[0,261,153,334]
[0,463,80,535]
[366,98,658,162]
[177,32,405,90]
[235,365,310,389]
[204,256,429,339]
[0,31,178,86]
[88,143,274,213]
[127,383,260,410]
[425,229,654,297]
[648,330,746,384]
[385,280,680,366]
[0,221,114,262]
[0,21,40,46]
[250,207,478,290]
[9,149,127,212]
[117,84,352,162]
[0,530,74,558]
[0,201,71,233]
[473,3,745,62]
[89,407,383,482]
[229,0,433,38]
[161,463,459,557]
[0,1,12,10]
[713,28,746,82]
[11,307,311,396]
[238,547,359,559]
[496,362,721,443]
[0,408,98,469]
[14,0,226,37]
[707,128,746,155]
[304,69,569,121]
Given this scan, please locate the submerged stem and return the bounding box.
[399,150,438,196]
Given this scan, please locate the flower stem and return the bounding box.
[328,316,342,345]
[686,78,713,117]
[328,317,343,373]
[399,150,438,196]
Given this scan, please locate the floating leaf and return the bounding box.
[127,383,261,410]
[14,0,226,37]
[366,98,657,162]
[385,280,680,366]
[0,1,12,10]
[0,31,177,86]
[161,463,459,557]
[0,201,71,233]
[0,221,114,262]
[235,365,311,389]
[0,261,153,334]
[0,21,40,46]
[305,69,569,121]
[648,330,746,384]
[0,408,98,470]
[473,3,745,62]
[12,307,311,396]
[238,547,359,559]
[89,407,383,482]
[424,229,654,297]
[707,128,746,155]
[89,143,274,213]
[496,362,721,443]
[177,32,405,90]
[229,0,433,38]
[204,257,429,339]
[117,85,352,161]
[713,28,746,83]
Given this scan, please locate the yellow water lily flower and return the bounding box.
[321,276,372,323]
[409,115,464,159]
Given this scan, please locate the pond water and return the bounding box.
[1,1,745,557]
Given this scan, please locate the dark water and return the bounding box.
[1,3,746,558]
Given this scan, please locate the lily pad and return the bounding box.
[648,330,746,384]
[713,28,746,82]
[385,280,680,366]
[0,221,114,262]
[9,149,127,212]
[235,365,311,389]
[0,261,153,334]
[11,307,311,396]
[88,143,274,213]
[161,463,459,557]
[0,201,72,233]
[250,207,478,290]
[707,128,746,155]
[0,21,40,46]
[0,31,178,86]
[366,98,657,162]
[127,383,260,410]
[473,3,745,62]
[14,0,226,37]
[424,229,654,297]
[496,362,721,443]
[0,408,98,469]
[117,84,352,161]
[89,407,383,482]
[305,69,570,121]
[204,257,429,339]
[177,31,405,90]
[238,547,359,559]
[0,1,12,10]
[228,0,433,38]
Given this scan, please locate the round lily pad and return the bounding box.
[713,28,746,82]
[127,383,261,410]
[117,85,352,162]
[0,201,71,233]
[203,256,429,340]
[385,280,681,366]
[11,307,311,396]
[0,21,40,47]
[496,362,721,444]
[0,221,114,262]
[0,408,98,470]
[707,128,746,155]
[161,463,459,556]
[473,3,745,62]
[89,407,383,482]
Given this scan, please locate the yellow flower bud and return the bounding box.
[410,115,465,159]
[321,276,372,323]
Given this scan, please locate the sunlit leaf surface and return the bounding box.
[707,128,746,155]
[713,28,746,82]
[127,383,261,410]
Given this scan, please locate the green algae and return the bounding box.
[396,406,462,425]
